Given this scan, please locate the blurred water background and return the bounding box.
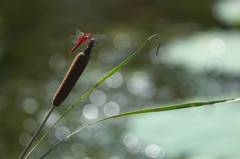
[0,0,240,159]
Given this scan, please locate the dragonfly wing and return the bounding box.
[76,29,84,36]
[69,35,78,43]
[69,30,84,44]
[92,34,110,47]
[93,34,108,40]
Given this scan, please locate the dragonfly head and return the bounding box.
[84,32,92,39]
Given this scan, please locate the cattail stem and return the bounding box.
[18,106,56,159]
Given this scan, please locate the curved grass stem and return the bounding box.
[40,97,240,158]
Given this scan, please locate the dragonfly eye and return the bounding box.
[86,33,92,38]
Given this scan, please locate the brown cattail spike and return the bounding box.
[52,39,95,106]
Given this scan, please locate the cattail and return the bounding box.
[19,39,95,159]
[52,39,95,106]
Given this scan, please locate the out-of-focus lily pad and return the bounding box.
[213,0,240,25]
[162,30,240,75]
[129,102,240,157]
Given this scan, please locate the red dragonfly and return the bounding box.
[69,30,106,54]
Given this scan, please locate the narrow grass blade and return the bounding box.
[24,34,158,159]
[68,98,239,137]
[40,97,240,158]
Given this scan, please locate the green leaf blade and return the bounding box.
[40,97,239,158]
